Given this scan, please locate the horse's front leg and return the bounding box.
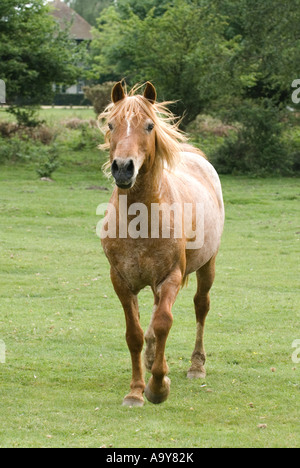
[110,267,145,407]
[145,269,182,404]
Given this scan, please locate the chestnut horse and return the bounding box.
[99,82,224,406]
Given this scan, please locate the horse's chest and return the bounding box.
[102,237,178,292]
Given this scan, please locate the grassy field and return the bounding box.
[0,107,95,124]
[0,113,299,447]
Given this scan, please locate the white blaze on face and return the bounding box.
[126,113,133,137]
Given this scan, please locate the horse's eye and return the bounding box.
[108,122,113,131]
[146,122,154,132]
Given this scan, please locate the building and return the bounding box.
[49,0,92,102]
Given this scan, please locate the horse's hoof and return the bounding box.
[144,377,170,404]
[187,367,206,379]
[122,396,144,407]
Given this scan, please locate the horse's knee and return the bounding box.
[152,308,173,339]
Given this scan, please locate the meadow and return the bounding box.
[0,109,299,448]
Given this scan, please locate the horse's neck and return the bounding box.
[126,169,163,206]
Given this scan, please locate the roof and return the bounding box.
[49,0,93,41]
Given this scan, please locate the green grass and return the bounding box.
[0,156,299,447]
[0,107,95,125]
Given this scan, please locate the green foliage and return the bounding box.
[66,0,113,26]
[83,82,114,115]
[65,125,101,152]
[216,0,300,102]
[91,0,239,122]
[36,144,60,179]
[88,0,300,173]
[213,100,293,176]
[0,0,80,105]
[0,133,61,180]
[90,0,299,118]
[0,135,39,163]
[7,106,45,128]
[114,0,172,19]
[0,109,103,175]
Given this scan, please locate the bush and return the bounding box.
[0,121,19,138]
[29,125,56,145]
[61,118,97,130]
[187,114,236,138]
[36,144,60,179]
[0,136,60,179]
[83,82,114,115]
[214,100,294,175]
[68,124,101,151]
[282,114,300,173]
[0,136,39,163]
[0,120,56,145]
[7,106,45,128]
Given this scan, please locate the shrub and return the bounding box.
[0,120,55,145]
[214,99,293,175]
[0,135,60,178]
[7,106,45,128]
[0,136,39,163]
[187,114,236,138]
[36,144,60,179]
[83,82,114,115]
[61,118,97,130]
[69,125,101,151]
[0,121,19,138]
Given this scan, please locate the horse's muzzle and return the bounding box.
[111,158,136,189]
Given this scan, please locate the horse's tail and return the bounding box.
[181,274,190,289]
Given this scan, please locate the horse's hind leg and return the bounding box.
[187,255,216,379]
[144,293,159,371]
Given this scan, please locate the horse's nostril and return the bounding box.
[111,158,135,186]
[111,160,119,177]
[126,159,134,176]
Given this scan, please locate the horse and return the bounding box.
[99,81,225,406]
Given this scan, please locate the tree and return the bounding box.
[0,0,81,107]
[112,0,173,19]
[216,0,300,103]
[66,0,113,26]
[90,0,300,173]
[212,0,300,174]
[90,0,239,123]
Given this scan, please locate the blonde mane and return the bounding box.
[98,83,204,178]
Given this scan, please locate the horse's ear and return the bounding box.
[112,81,125,103]
[144,82,156,104]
